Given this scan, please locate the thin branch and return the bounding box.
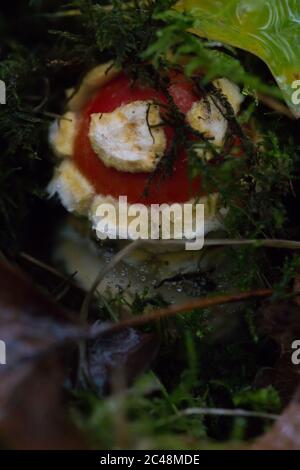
[204,239,300,250]
[9,286,274,373]
[20,252,72,282]
[91,288,272,339]
[180,407,279,421]
[257,92,296,120]
[153,239,300,250]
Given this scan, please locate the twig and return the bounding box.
[76,288,272,387]
[204,239,300,250]
[153,239,300,250]
[8,286,274,374]
[91,288,272,339]
[20,252,72,281]
[180,407,279,421]
[257,92,296,120]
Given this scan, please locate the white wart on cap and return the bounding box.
[187,78,244,156]
[88,101,167,173]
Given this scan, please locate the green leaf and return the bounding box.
[176,0,300,116]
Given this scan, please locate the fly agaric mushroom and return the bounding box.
[48,63,244,242]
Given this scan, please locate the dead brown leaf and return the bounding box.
[0,258,160,449]
[0,258,85,449]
